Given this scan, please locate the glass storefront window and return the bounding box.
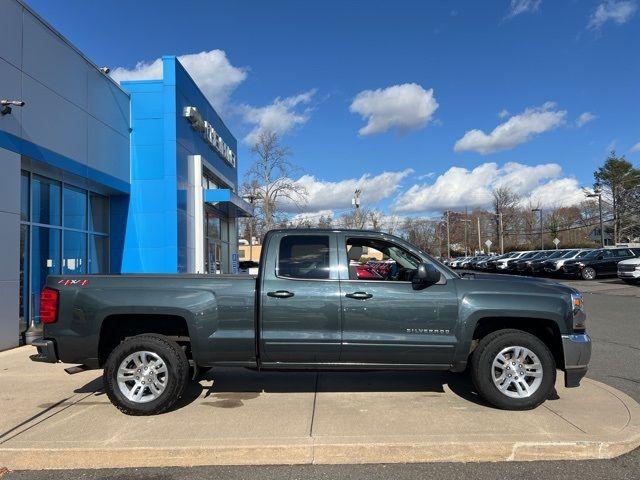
[32,175,61,225]
[89,235,108,273]
[206,212,221,239]
[20,225,29,321]
[21,171,29,222]
[89,193,109,233]
[63,185,87,230]
[32,226,61,321]
[63,231,87,274]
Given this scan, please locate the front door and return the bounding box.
[338,234,459,365]
[260,233,342,364]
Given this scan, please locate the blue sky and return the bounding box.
[27,0,640,219]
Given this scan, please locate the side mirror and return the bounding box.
[413,263,441,286]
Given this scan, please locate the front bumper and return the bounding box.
[562,265,581,275]
[30,339,58,363]
[561,334,591,387]
[617,270,640,279]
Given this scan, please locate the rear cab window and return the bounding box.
[277,235,332,280]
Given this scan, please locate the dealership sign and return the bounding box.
[183,106,236,167]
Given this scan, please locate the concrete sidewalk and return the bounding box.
[0,346,639,470]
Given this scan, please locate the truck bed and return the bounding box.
[44,274,257,368]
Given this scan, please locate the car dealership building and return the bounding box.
[0,0,251,350]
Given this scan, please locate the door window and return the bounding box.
[346,237,421,281]
[278,235,330,279]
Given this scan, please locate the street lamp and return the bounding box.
[585,186,605,248]
[531,208,543,250]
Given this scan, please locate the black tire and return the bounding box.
[471,329,556,410]
[581,267,597,280]
[103,334,190,416]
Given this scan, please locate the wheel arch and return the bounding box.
[98,313,193,367]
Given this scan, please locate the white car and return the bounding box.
[496,251,532,270]
[543,249,593,274]
[617,257,640,284]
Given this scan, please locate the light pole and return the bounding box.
[494,212,504,255]
[446,210,451,259]
[243,191,258,261]
[532,208,543,250]
[585,186,605,248]
[352,189,362,228]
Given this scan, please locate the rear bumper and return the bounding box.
[561,334,591,388]
[29,339,58,363]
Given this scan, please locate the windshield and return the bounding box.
[561,249,579,258]
[582,249,602,259]
[544,250,566,259]
[576,250,592,258]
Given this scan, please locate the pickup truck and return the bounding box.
[30,229,591,415]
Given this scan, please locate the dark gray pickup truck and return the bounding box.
[31,229,591,415]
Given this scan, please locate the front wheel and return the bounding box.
[471,329,556,410]
[581,267,597,280]
[104,334,190,415]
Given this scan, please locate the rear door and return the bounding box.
[259,232,342,364]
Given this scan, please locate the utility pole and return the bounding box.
[532,208,543,249]
[499,212,504,255]
[352,189,361,229]
[477,216,482,254]
[464,206,468,256]
[446,210,451,259]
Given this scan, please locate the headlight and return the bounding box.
[635,265,640,271]
[571,292,585,330]
[577,262,585,268]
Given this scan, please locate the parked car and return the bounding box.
[617,256,640,284]
[509,251,546,274]
[239,261,260,275]
[498,251,533,272]
[31,228,590,415]
[543,249,592,275]
[527,250,571,275]
[484,252,515,271]
[562,247,638,280]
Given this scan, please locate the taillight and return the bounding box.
[40,287,59,324]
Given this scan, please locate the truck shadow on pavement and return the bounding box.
[175,369,503,411]
[61,369,560,413]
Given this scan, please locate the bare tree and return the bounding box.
[242,131,307,236]
[492,186,520,248]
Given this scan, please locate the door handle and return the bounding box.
[267,290,295,298]
[345,291,373,300]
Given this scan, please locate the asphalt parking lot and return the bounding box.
[2,274,639,480]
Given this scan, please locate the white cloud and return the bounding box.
[454,102,567,154]
[629,142,640,153]
[506,0,542,19]
[349,83,439,136]
[240,90,316,144]
[281,169,414,213]
[393,162,583,212]
[576,112,596,127]
[111,50,247,112]
[289,210,335,226]
[498,109,510,118]
[588,1,637,30]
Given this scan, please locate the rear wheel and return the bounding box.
[104,334,190,415]
[471,329,556,410]
[581,267,597,280]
